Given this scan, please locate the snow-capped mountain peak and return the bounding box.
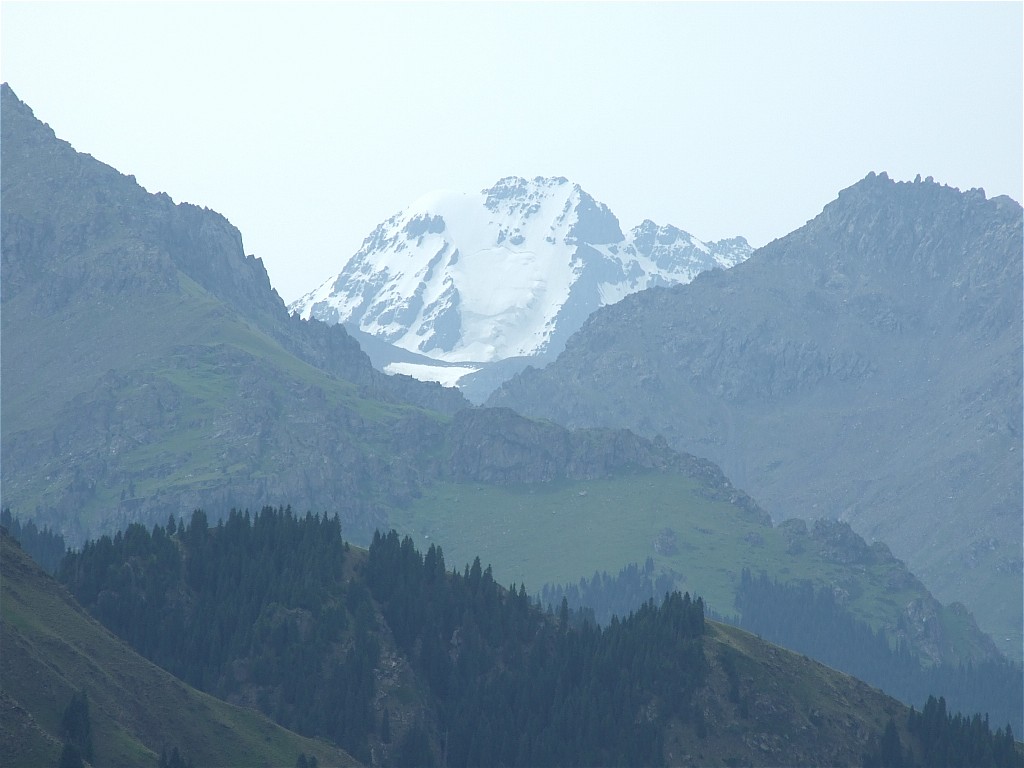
[291,177,751,393]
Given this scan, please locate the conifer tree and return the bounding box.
[57,743,83,768]
[60,690,93,764]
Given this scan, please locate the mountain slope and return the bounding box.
[1,82,469,543]
[0,84,464,417]
[0,529,357,768]
[488,172,1024,661]
[0,85,1006,673]
[56,515,1014,768]
[290,176,750,399]
[0,83,762,568]
[389,465,1002,672]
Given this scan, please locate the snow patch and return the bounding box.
[384,362,479,387]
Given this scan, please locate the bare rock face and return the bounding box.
[898,599,955,666]
[811,519,875,565]
[488,172,1023,660]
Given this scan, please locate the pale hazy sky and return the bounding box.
[2,2,1021,303]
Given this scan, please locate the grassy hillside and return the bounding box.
[0,529,358,768]
[389,469,999,666]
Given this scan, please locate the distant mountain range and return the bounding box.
[489,172,1024,662]
[3,81,1022,750]
[290,176,750,401]
[1,81,1005,671]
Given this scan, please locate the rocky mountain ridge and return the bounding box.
[488,171,1024,662]
[1,84,1010,678]
[0,83,466,418]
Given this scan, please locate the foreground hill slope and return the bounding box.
[55,512,1019,768]
[489,172,1024,660]
[0,528,357,768]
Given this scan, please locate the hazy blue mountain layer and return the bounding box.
[489,172,1024,661]
[1,83,1009,678]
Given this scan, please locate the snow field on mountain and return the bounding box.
[291,176,752,381]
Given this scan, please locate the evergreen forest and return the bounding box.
[41,510,1024,767]
[2,507,67,574]
[539,557,677,627]
[58,508,378,761]
[365,529,707,766]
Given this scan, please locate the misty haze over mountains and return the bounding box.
[2,81,1022,766]
[290,162,1022,661]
